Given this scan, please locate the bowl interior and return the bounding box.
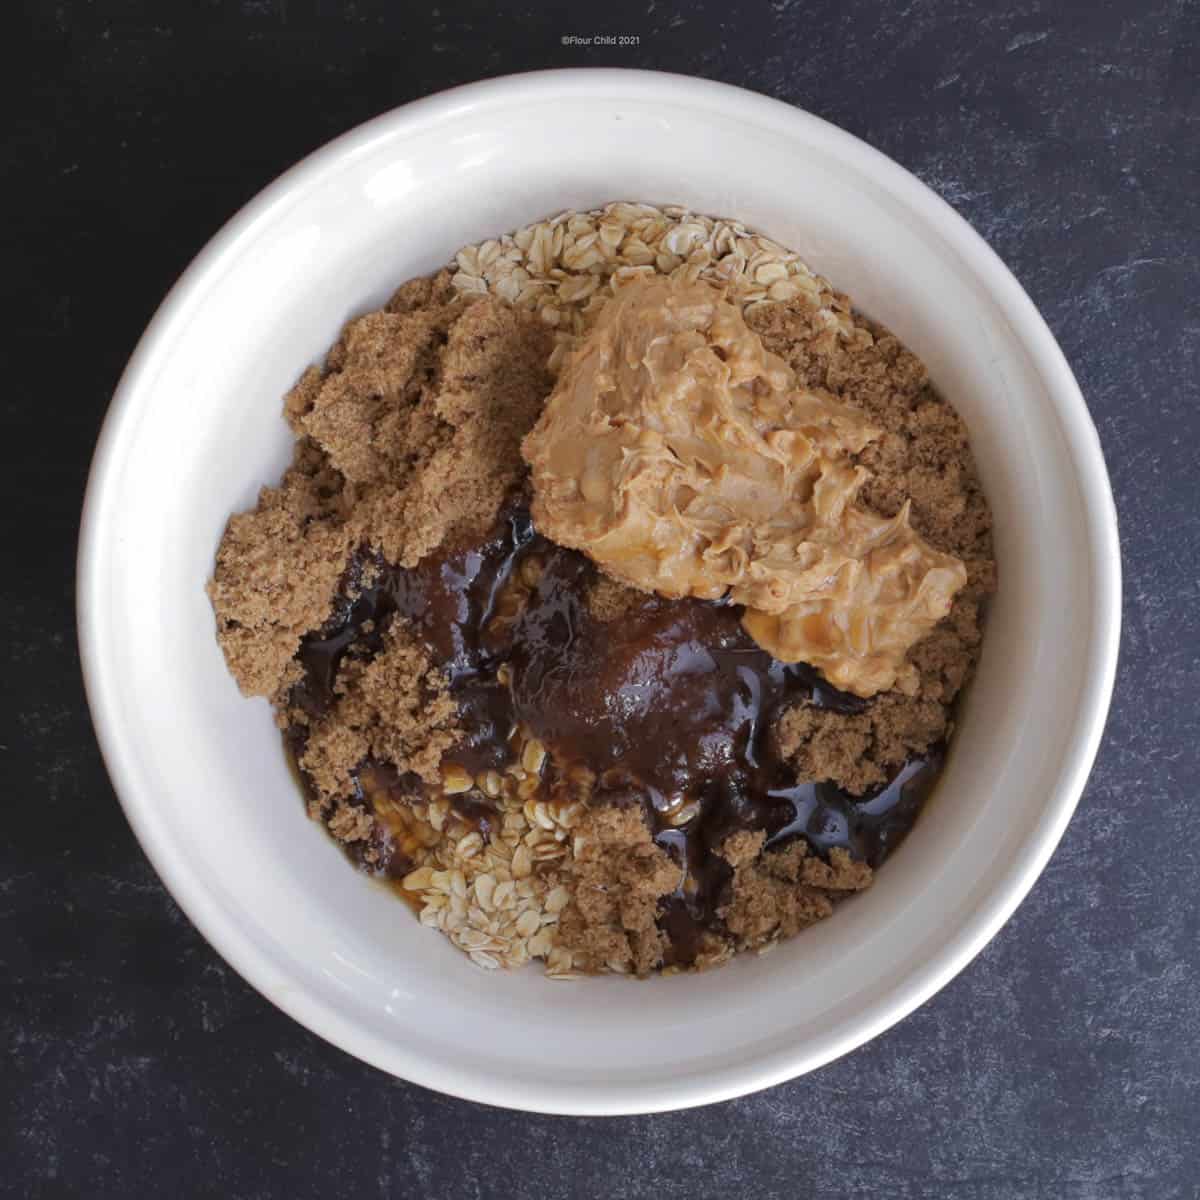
[80,73,1116,1114]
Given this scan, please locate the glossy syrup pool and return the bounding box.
[285,502,945,962]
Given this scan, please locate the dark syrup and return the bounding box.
[284,503,944,962]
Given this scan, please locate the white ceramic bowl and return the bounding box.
[78,69,1120,1115]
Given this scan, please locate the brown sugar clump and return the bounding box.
[296,626,459,797]
[326,802,375,845]
[286,275,554,568]
[209,270,554,705]
[718,835,871,949]
[207,440,352,701]
[584,573,646,623]
[748,296,995,795]
[747,295,992,564]
[288,304,457,487]
[384,270,458,315]
[366,295,556,566]
[557,805,681,977]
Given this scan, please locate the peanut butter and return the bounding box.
[521,277,967,696]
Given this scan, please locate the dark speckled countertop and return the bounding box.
[5,2,1199,1196]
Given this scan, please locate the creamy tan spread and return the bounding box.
[521,277,967,697]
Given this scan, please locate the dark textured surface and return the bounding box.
[5,1,1199,1196]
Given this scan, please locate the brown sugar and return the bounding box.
[376,295,555,566]
[209,270,554,706]
[286,275,554,568]
[718,835,872,948]
[748,292,995,795]
[295,625,459,796]
[207,440,352,701]
[556,805,680,976]
[326,802,375,845]
[584,574,646,623]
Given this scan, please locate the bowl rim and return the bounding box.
[77,67,1121,1115]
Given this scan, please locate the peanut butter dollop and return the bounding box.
[521,277,967,696]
